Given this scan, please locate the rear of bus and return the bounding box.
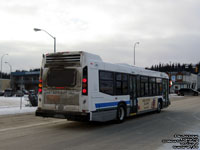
[36,51,90,121]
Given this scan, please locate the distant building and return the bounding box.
[168,71,198,93]
[0,79,10,91]
[11,71,40,92]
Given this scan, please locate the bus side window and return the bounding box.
[141,76,148,97]
[99,71,114,95]
[152,83,156,95]
[156,78,162,96]
[122,74,128,95]
[129,75,137,98]
[116,73,122,95]
[129,76,133,93]
[116,81,122,95]
[136,76,140,97]
[115,73,128,95]
[133,76,137,98]
[150,77,156,96]
[140,82,145,96]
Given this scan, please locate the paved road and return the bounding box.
[0,96,199,150]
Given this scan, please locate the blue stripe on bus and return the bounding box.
[95,100,130,109]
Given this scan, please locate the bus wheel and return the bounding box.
[157,101,161,113]
[116,103,126,123]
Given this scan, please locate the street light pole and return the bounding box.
[34,28,56,53]
[54,37,56,53]
[5,62,12,79]
[134,42,139,66]
[1,54,8,78]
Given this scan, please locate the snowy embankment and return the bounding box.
[0,96,37,116]
[169,93,185,101]
[169,93,182,98]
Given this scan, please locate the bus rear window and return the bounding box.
[47,69,77,87]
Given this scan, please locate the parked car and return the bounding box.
[15,90,24,97]
[178,88,199,96]
[22,89,29,95]
[0,91,4,96]
[29,90,35,95]
[4,88,14,97]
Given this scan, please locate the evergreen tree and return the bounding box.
[148,62,200,74]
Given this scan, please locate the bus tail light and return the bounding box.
[82,66,88,95]
[82,89,87,94]
[38,79,43,94]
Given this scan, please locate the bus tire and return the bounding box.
[157,101,161,113]
[116,103,126,123]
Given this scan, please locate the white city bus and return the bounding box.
[36,51,170,122]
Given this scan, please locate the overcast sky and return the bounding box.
[1,0,200,73]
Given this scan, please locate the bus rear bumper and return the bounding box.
[35,108,90,121]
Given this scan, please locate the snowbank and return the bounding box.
[0,96,37,116]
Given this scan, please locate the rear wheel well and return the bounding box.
[118,101,127,113]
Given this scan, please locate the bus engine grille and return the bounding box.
[46,54,81,66]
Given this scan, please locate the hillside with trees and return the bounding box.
[146,62,200,74]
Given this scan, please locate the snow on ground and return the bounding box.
[0,96,37,116]
[169,93,183,98]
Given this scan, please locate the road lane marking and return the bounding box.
[0,120,65,132]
